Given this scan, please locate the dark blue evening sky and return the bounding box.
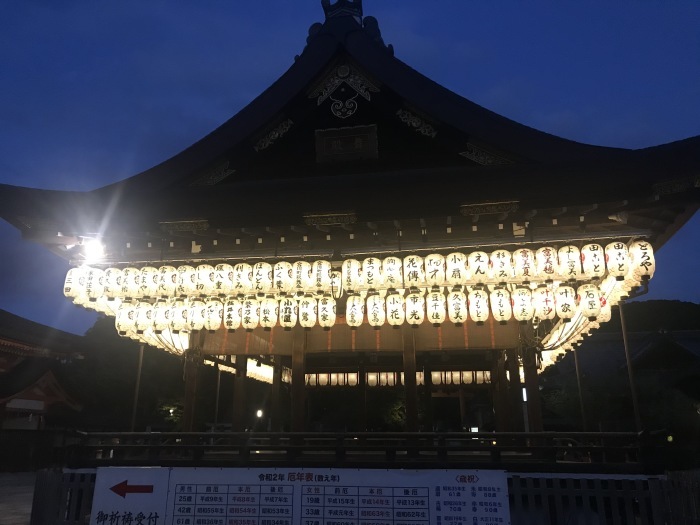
[1,2,699,334]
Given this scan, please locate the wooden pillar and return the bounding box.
[423,360,433,432]
[522,347,543,432]
[182,347,201,432]
[270,359,282,432]
[403,328,419,432]
[291,328,306,432]
[358,355,367,431]
[232,355,248,431]
[505,348,524,431]
[491,349,511,432]
[458,386,468,430]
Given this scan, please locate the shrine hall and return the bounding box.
[1,0,699,435]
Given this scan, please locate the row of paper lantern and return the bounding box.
[109,281,616,335]
[64,241,655,305]
[305,370,491,387]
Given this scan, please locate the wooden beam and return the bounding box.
[270,360,282,432]
[403,328,418,432]
[357,355,367,431]
[491,349,510,432]
[182,331,206,432]
[291,328,306,432]
[423,359,433,432]
[506,348,524,431]
[232,354,248,431]
[182,348,201,432]
[522,347,543,432]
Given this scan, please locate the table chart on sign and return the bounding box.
[172,483,294,525]
[161,468,511,525]
[300,485,430,525]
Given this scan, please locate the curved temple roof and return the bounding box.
[0,2,698,265]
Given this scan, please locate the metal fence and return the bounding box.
[62,430,663,473]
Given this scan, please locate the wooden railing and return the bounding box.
[63,431,665,473]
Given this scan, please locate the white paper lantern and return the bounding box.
[121,267,141,299]
[628,240,655,280]
[195,264,216,297]
[318,295,336,330]
[445,252,468,288]
[170,300,189,332]
[382,256,403,290]
[513,249,536,283]
[176,265,197,298]
[535,247,557,282]
[204,298,223,332]
[293,261,312,296]
[362,257,382,291]
[405,291,425,327]
[489,249,513,285]
[447,289,467,325]
[366,293,386,329]
[104,267,123,299]
[597,297,612,323]
[342,259,363,294]
[233,263,253,297]
[115,302,137,335]
[86,268,105,300]
[581,244,605,280]
[186,300,206,331]
[554,285,576,322]
[386,292,405,328]
[512,287,534,323]
[134,266,156,298]
[213,264,234,297]
[577,283,601,320]
[251,262,272,295]
[299,295,317,329]
[330,270,343,299]
[533,286,556,320]
[426,290,446,327]
[153,301,172,333]
[489,288,512,324]
[467,251,489,284]
[311,260,332,294]
[604,242,630,280]
[157,266,178,298]
[223,298,243,331]
[241,297,260,331]
[64,267,87,300]
[346,295,364,328]
[273,261,294,296]
[367,373,378,387]
[278,297,298,330]
[468,288,489,324]
[403,255,425,289]
[557,246,582,281]
[424,254,446,287]
[134,301,154,334]
[94,296,121,316]
[259,296,278,331]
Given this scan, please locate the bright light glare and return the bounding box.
[83,239,105,262]
[256,409,263,418]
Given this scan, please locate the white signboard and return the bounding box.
[91,467,510,525]
[90,467,171,525]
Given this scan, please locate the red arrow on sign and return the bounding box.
[110,480,154,498]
